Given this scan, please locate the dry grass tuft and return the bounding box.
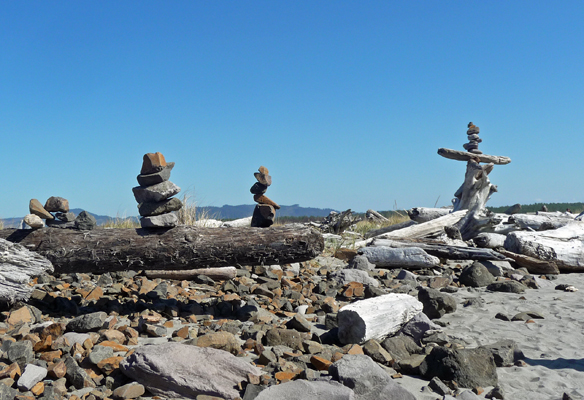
[176,193,217,226]
[101,214,140,229]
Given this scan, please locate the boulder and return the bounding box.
[399,311,443,344]
[329,269,380,288]
[417,288,457,319]
[23,214,44,229]
[419,346,498,389]
[347,255,376,271]
[120,343,261,400]
[66,311,107,332]
[486,281,527,293]
[459,261,495,287]
[74,211,97,230]
[483,339,523,367]
[329,354,416,400]
[381,335,422,362]
[44,196,69,213]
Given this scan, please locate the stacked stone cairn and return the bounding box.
[24,197,96,230]
[132,152,182,228]
[250,166,280,228]
[463,122,482,154]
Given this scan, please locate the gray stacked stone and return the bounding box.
[250,166,279,228]
[463,122,483,154]
[132,152,182,228]
[25,196,95,230]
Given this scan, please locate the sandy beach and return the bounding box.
[394,272,584,400]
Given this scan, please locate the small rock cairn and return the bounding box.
[24,197,96,230]
[250,166,280,227]
[463,122,482,154]
[132,152,182,228]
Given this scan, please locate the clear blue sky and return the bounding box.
[2,1,583,218]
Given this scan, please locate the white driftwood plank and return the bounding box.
[407,207,451,223]
[144,266,237,280]
[473,233,507,249]
[504,223,584,272]
[360,246,440,269]
[338,293,423,344]
[511,214,578,231]
[437,148,511,165]
[0,238,54,302]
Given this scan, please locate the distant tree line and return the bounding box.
[487,202,584,214]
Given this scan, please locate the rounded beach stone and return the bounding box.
[44,196,69,213]
[250,182,268,195]
[24,214,44,229]
[29,199,54,220]
[138,197,183,217]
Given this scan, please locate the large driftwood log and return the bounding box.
[364,220,417,239]
[496,249,559,275]
[504,223,584,272]
[473,233,507,249]
[369,239,510,262]
[452,159,497,212]
[510,214,578,231]
[0,225,324,274]
[407,207,451,223]
[359,247,441,269]
[0,238,54,302]
[337,294,423,344]
[365,209,389,224]
[437,148,511,165]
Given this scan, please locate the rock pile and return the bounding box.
[24,197,96,230]
[132,152,182,228]
[463,122,482,154]
[250,166,280,228]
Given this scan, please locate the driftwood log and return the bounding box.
[504,223,584,272]
[472,232,507,249]
[496,249,560,275]
[370,239,510,262]
[510,214,578,231]
[359,247,441,269]
[0,225,324,274]
[144,266,238,281]
[364,220,417,239]
[437,148,511,165]
[406,207,451,223]
[365,209,389,224]
[0,238,54,302]
[452,159,497,212]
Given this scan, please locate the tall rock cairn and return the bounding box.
[132,152,182,228]
[463,122,482,154]
[250,166,280,228]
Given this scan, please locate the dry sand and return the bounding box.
[391,273,584,400]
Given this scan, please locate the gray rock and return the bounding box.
[140,212,178,228]
[286,314,312,333]
[132,181,181,203]
[399,311,442,344]
[381,335,422,362]
[44,196,69,213]
[329,354,416,400]
[7,341,34,368]
[46,219,76,229]
[60,332,92,346]
[459,262,495,287]
[329,269,379,288]
[395,354,426,375]
[137,162,175,187]
[254,380,354,400]
[362,339,393,366]
[428,376,452,396]
[112,382,146,399]
[74,211,97,230]
[23,214,44,229]
[0,382,17,400]
[64,355,96,389]
[419,346,498,389]
[120,343,261,400]
[486,281,527,293]
[348,255,375,271]
[66,311,107,332]
[138,197,183,217]
[481,260,514,277]
[458,391,482,400]
[417,288,457,319]
[264,328,304,351]
[396,269,417,281]
[483,340,523,367]
[88,345,114,365]
[486,386,505,399]
[55,211,76,222]
[17,364,47,391]
[249,182,268,195]
[243,384,267,400]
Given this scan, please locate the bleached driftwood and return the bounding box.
[510,214,578,231]
[0,238,54,302]
[407,207,451,223]
[452,159,497,212]
[496,249,559,275]
[364,220,417,239]
[437,148,511,165]
[370,239,509,262]
[337,293,423,344]
[536,211,577,219]
[354,211,466,248]
[145,266,237,281]
[221,217,252,228]
[359,246,441,269]
[504,223,584,272]
[365,209,389,224]
[320,209,362,234]
[473,233,507,249]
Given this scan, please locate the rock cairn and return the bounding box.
[24,197,96,230]
[250,166,280,228]
[132,152,182,229]
[463,122,482,154]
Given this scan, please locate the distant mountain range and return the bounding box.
[0,204,336,228]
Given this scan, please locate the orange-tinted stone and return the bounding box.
[141,152,167,175]
[253,194,280,209]
[310,355,332,371]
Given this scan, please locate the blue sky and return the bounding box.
[2,1,583,218]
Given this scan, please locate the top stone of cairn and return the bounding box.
[141,152,167,175]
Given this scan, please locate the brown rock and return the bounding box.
[258,166,269,175]
[195,331,241,356]
[334,248,358,262]
[23,214,44,229]
[112,382,145,399]
[141,152,167,175]
[97,356,123,375]
[7,307,34,327]
[247,373,261,385]
[85,286,104,302]
[310,355,332,371]
[31,381,45,396]
[44,197,69,213]
[29,199,54,220]
[39,350,62,362]
[0,363,21,379]
[345,344,364,355]
[101,329,126,344]
[251,204,275,228]
[97,341,128,352]
[275,371,298,382]
[48,361,67,379]
[253,194,281,210]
